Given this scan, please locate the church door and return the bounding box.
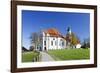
[44,47,47,51]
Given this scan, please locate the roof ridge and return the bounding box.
[43,28,66,38]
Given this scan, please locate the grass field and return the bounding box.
[48,48,90,61]
[22,51,39,62]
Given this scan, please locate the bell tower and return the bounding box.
[67,27,71,35]
[66,27,72,49]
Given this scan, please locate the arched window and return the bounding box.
[62,41,64,46]
[59,39,64,46]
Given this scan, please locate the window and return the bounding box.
[53,38,55,40]
[59,39,64,46]
[62,41,64,46]
[59,39,62,46]
[44,41,46,45]
[51,41,53,46]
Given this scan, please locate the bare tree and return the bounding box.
[29,46,34,51]
[30,32,39,50]
[81,37,90,48]
[30,32,42,51]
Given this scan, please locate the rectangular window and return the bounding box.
[62,41,64,46]
[44,41,46,45]
[51,41,53,46]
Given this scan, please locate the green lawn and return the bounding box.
[48,48,90,61]
[22,51,40,62]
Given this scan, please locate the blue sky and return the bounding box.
[22,10,90,49]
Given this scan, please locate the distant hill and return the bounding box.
[22,46,29,52]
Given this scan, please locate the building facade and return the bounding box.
[41,28,66,51]
[37,28,81,51]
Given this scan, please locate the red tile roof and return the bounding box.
[44,28,60,36]
[44,28,66,39]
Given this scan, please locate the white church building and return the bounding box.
[42,28,66,51]
[38,28,81,51]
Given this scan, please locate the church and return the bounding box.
[39,27,81,51]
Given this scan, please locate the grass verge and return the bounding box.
[22,51,39,62]
[48,48,90,61]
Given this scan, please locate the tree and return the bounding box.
[71,33,77,45]
[22,46,28,52]
[30,32,39,50]
[30,32,42,50]
[70,32,79,48]
[81,37,90,48]
[86,37,90,48]
[29,46,34,51]
[66,32,80,48]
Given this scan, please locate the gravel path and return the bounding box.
[40,51,54,62]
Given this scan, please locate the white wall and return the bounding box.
[43,32,66,50]
[48,36,57,50]
[0,0,100,73]
[57,38,66,49]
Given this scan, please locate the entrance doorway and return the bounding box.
[44,47,47,51]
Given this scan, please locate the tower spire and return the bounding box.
[67,27,71,35]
